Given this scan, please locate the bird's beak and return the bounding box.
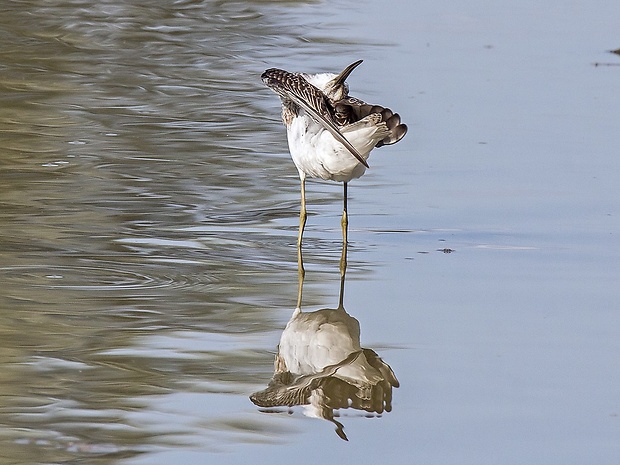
[331,60,363,88]
[324,60,363,99]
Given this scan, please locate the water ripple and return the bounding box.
[0,263,212,292]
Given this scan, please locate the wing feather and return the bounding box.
[262,69,369,168]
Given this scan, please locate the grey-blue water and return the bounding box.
[1,0,619,463]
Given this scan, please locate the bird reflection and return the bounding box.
[250,242,399,441]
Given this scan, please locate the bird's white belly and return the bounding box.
[287,114,368,182]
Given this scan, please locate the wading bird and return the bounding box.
[261,60,407,247]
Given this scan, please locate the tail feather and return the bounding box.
[378,114,407,147]
[334,97,408,148]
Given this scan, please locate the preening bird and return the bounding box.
[261,60,407,246]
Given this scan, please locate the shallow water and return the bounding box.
[1,0,619,463]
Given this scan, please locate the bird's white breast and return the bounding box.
[286,110,369,182]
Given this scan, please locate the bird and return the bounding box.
[261,60,407,247]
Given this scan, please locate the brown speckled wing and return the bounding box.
[262,68,369,168]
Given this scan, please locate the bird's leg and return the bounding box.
[341,182,348,246]
[297,177,307,249]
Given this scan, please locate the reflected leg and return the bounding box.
[338,230,347,310]
[296,176,307,310]
[338,182,348,309]
[296,244,305,310]
[341,182,348,246]
[297,176,307,249]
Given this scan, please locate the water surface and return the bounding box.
[1,0,619,463]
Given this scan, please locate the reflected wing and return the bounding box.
[249,350,363,408]
[262,69,369,168]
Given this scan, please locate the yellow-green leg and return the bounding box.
[297,177,307,250]
[341,182,348,246]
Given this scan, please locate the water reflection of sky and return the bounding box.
[1,0,619,463]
